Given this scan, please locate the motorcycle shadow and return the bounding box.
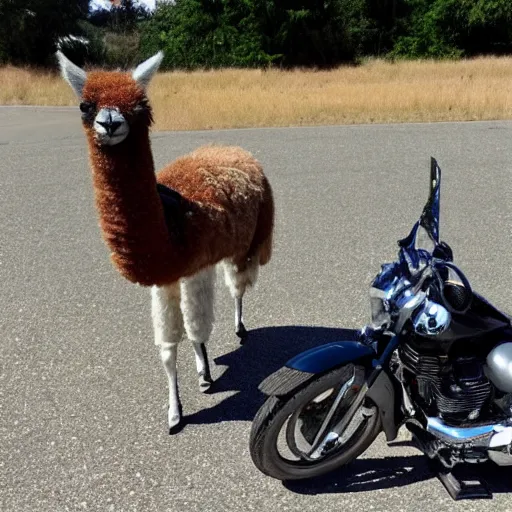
[184,326,512,498]
[284,454,431,493]
[184,325,360,426]
[284,456,512,497]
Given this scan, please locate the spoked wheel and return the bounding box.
[249,364,382,480]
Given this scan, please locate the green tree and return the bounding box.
[463,0,512,55]
[254,0,370,67]
[391,0,512,58]
[140,0,373,69]
[0,0,88,65]
[84,0,151,68]
[362,0,409,56]
[140,0,276,69]
[89,0,150,33]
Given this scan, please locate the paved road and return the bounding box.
[1,107,511,512]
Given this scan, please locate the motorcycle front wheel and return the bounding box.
[249,364,382,480]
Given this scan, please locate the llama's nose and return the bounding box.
[97,120,123,136]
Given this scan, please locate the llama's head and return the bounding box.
[56,52,163,146]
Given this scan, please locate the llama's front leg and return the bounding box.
[192,341,213,392]
[151,284,184,434]
[181,267,216,393]
[160,342,181,432]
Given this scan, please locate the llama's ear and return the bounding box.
[56,51,87,98]
[132,51,164,90]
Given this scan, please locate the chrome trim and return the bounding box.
[394,289,427,333]
[413,300,451,336]
[398,365,415,416]
[426,417,495,443]
[331,381,369,438]
[426,418,512,466]
[309,432,340,460]
[308,373,355,459]
[488,427,512,466]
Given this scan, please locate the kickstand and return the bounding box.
[429,460,492,500]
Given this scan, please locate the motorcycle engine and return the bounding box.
[399,341,492,423]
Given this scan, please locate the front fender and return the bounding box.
[259,341,374,397]
[287,341,374,373]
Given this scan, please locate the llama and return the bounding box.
[57,51,274,433]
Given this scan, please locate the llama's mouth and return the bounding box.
[95,130,129,146]
[93,108,130,146]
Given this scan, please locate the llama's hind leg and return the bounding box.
[222,256,260,341]
[180,267,216,393]
[151,283,184,434]
[234,296,246,339]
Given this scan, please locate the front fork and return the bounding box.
[333,334,402,442]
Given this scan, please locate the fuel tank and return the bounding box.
[486,342,512,393]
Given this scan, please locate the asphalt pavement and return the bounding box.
[1,106,511,512]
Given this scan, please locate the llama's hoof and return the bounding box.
[236,323,248,341]
[168,414,184,435]
[168,403,184,435]
[198,372,214,393]
[169,423,184,435]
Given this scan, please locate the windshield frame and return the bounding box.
[369,158,442,331]
[397,158,441,276]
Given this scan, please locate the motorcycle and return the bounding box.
[249,158,512,499]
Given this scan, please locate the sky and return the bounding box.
[91,0,156,11]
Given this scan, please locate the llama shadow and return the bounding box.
[184,325,360,425]
[284,457,512,498]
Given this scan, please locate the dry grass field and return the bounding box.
[2,57,512,130]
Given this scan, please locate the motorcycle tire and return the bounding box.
[249,364,382,480]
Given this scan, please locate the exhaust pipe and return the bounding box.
[427,417,495,443]
[426,417,512,466]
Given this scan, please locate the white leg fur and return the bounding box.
[222,257,260,299]
[181,267,216,390]
[151,284,184,432]
[192,341,208,375]
[180,266,216,344]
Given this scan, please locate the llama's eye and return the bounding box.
[79,102,95,114]
[134,99,149,114]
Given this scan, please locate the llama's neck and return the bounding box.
[87,127,176,286]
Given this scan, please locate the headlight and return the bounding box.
[370,296,391,330]
[412,300,451,336]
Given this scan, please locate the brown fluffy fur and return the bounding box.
[81,72,274,286]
